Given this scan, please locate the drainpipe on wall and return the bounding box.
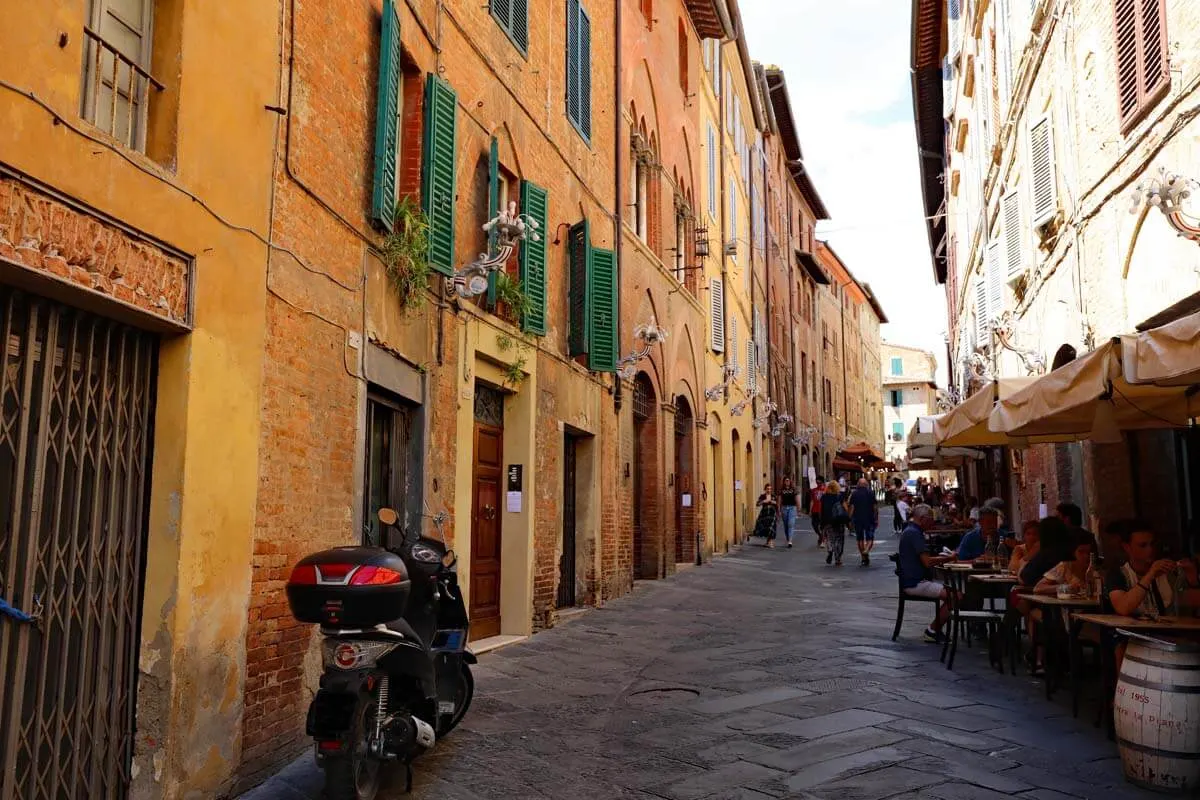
[718,41,734,528]
[839,281,849,444]
[612,0,623,413]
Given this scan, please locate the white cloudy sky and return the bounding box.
[740,0,950,385]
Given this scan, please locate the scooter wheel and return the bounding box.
[441,663,474,736]
[323,697,382,800]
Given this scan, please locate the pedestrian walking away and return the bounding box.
[809,478,825,548]
[820,480,850,566]
[849,478,878,566]
[754,483,779,548]
[778,477,800,548]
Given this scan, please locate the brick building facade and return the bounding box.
[0,0,883,797]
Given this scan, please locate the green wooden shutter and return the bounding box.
[565,0,581,132]
[421,74,458,275]
[587,246,617,372]
[371,0,401,231]
[578,6,591,139]
[513,0,529,52]
[486,136,500,306]
[567,218,590,356]
[519,181,548,335]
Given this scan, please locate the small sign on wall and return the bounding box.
[682,494,693,508]
[735,480,744,491]
[507,464,522,513]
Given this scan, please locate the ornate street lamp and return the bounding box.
[991,312,1046,376]
[447,201,541,298]
[1131,167,1200,242]
[705,363,740,401]
[616,317,669,379]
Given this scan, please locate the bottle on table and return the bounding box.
[1085,553,1102,600]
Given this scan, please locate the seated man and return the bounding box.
[1106,521,1200,668]
[956,506,1000,562]
[1106,521,1200,617]
[898,503,956,643]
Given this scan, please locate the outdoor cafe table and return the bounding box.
[1069,613,1200,736]
[1017,594,1102,702]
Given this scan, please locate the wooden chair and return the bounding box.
[889,553,939,642]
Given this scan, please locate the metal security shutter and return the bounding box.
[0,287,156,800]
[709,276,724,353]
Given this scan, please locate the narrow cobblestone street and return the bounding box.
[246,521,1158,800]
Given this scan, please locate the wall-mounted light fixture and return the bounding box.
[447,201,540,298]
[617,317,669,380]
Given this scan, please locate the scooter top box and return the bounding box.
[286,547,411,627]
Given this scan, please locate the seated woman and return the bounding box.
[1034,532,1094,596]
[1009,520,1040,576]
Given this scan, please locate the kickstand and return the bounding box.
[403,763,413,794]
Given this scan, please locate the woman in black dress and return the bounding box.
[754,483,779,548]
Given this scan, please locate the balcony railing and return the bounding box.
[81,25,164,152]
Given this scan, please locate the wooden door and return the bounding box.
[470,422,503,639]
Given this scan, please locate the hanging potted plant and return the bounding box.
[379,197,432,313]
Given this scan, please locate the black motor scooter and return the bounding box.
[285,508,475,799]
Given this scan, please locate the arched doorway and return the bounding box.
[674,395,695,563]
[632,373,659,578]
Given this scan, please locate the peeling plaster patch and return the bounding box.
[153,750,164,782]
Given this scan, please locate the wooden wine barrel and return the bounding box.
[1114,632,1200,793]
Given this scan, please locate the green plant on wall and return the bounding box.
[493,272,532,326]
[495,331,530,389]
[380,196,432,313]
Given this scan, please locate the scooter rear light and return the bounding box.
[317,740,343,752]
[317,564,355,581]
[288,565,318,585]
[350,566,405,585]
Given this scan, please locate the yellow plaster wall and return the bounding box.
[0,1,279,795]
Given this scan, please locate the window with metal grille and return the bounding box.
[1113,0,1169,133]
[675,398,692,437]
[633,373,654,420]
[81,0,163,152]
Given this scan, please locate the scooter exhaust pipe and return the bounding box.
[383,714,436,759]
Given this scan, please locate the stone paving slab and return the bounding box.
[240,522,1164,800]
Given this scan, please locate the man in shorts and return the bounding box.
[898,504,955,642]
[849,478,878,566]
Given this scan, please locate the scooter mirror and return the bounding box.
[442,550,457,568]
[377,508,399,526]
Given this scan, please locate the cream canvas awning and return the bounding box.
[932,378,1037,447]
[988,313,1200,439]
[1123,308,1200,387]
